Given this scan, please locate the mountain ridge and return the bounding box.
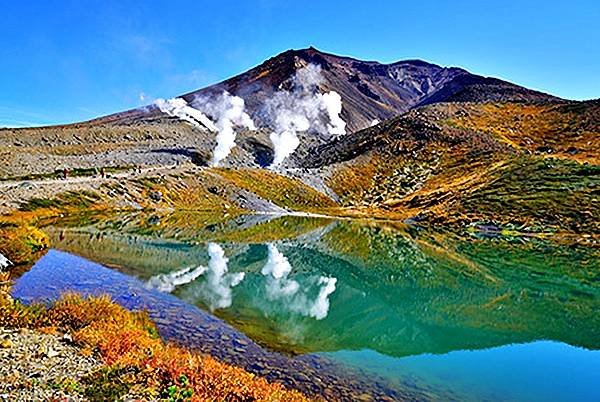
[180,46,562,132]
[86,47,562,133]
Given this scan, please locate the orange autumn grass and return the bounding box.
[0,272,308,401]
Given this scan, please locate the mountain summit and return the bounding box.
[97,47,560,133]
[180,47,561,132]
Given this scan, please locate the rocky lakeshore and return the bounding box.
[0,328,100,401]
[0,269,308,402]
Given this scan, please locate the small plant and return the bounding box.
[164,375,194,402]
[50,377,81,393]
[147,325,160,339]
[82,367,132,402]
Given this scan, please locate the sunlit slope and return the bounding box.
[311,101,599,233]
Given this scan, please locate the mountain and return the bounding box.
[185,47,562,132]
[1,48,597,235]
[90,47,560,133]
[97,47,560,133]
[1,47,566,178]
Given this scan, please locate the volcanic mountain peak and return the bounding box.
[179,46,560,132]
[92,47,560,134]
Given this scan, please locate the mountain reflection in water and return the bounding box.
[30,212,600,401]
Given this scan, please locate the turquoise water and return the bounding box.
[28,213,600,400]
[325,342,600,401]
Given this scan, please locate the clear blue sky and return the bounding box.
[1,0,599,127]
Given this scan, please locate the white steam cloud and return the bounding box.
[321,92,346,135]
[154,97,217,132]
[261,244,337,320]
[145,264,208,293]
[154,93,255,166]
[194,92,256,166]
[264,63,346,167]
[261,244,300,298]
[144,243,244,311]
[195,243,245,311]
[0,253,12,271]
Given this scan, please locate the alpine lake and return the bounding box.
[12,211,600,401]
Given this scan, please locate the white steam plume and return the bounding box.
[193,243,245,311]
[144,243,245,311]
[194,92,256,166]
[309,276,337,320]
[261,244,337,320]
[154,97,217,132]
[145,265,207,293]
[261,244,300,298]
[264,63,346,167]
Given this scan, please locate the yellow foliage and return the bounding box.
[216,168,338,212]
[447,103,599,164]
[0,225,49,267]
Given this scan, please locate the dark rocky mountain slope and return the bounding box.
[95,47,561,133]
[180,47,561,132]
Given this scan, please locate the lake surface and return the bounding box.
[13,212,600,401]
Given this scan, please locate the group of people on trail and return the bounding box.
[58,167,105,179]
[57,166,145,180]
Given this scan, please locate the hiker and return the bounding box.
[63,168,68,179]
[100,167,105,178]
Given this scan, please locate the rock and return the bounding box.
[46,348,60,358]
[566,146,579,155]
[0,328,101,401]
[536,145,553,154]
[149,190,163,202]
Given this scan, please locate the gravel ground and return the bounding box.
[0,164,183,215]
[0,121,273,179]
[0,328,101,401]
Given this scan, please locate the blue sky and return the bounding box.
[1,0,599,127]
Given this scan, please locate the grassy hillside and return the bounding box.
[318,101,599,235]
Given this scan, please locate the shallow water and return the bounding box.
[16,212,600,401]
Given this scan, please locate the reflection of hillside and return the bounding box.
[218,238,599,357]
[44,212,333,276]
[211,243,527,357]
[46,227,208,277]
[58,211,332,244]
[46,214,600,359]
[314,222,600,352]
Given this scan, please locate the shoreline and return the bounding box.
[1,162,592,245]
[12,249,439,401]
[0,269,309,401]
